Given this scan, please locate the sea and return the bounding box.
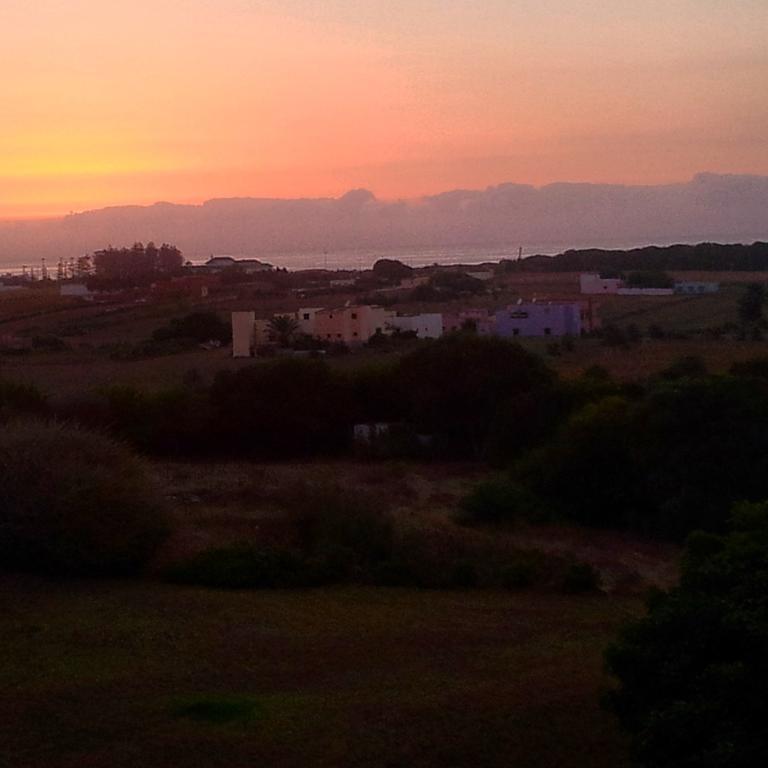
[2,236,766,276]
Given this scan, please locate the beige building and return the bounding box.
[232,311,256,357]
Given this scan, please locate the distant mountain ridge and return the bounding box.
[1,173,767,265]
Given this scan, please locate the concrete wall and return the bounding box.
[616,288,674,296]
[231,311,256,357]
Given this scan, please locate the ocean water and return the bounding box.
[2,236,765,276]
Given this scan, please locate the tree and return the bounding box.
[91,242,184,287]
[372,258,413,282]
[738,283,766,327]
[605,502,768,768]
[268,315,299,347]
[398,335,554,458]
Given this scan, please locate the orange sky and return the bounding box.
[1,0,767,218]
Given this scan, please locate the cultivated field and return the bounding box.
[1,578,643,768]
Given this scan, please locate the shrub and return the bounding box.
[561,562,602,593]
[500,554,543,589]
[659,355,707,380]
[605,503,768,767]
[170,695,264,725]
[459,477,546,525]
[0,421,169,576]
[283,483,395,571]
[0,379,47,419]
[165,545,312,589]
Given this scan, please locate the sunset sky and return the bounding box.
[1,0,767,218]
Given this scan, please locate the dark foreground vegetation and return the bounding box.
[3,331,768,766]
[6,332,768,542]
[605,502,768,768]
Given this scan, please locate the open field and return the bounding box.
[0,457,677,768]
[0,577,640,768]
[155,460,679,592]
[2,270,767,395]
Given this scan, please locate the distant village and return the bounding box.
[1,248,722,356]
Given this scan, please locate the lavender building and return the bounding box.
[495,302,582,338]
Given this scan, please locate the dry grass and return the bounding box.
[153,460,678,592]
[543,338,768,380]
[0,576,638,768]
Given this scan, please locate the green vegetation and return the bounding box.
[605,503,768,767]
[169,695,266,725]
[0,421,168,576]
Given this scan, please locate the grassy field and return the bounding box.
[0,577,640,768]
[0,458,676,767]
[2,270,767,395]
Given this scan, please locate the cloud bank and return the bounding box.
[1,173,767,266]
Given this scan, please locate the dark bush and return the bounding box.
[730,356,768,380]
[515,377,768,540]
[500,556,541,589]
[398,334,554,459]
[561,562,602,593]
[0,379,47,419]
[210,360,353,457]
[605,502,768,768]
[165,545,312,589]
[659,355,707,380]
[0,421,169,576]
[283,483,396,571]
[459,477,545,525]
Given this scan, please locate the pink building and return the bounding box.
[313,305,391,344]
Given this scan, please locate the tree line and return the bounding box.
[503,241,768,273]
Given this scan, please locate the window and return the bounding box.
[353,332,358,337]
[326,334,331,339]
[351,312,357,319]
[509,311,529,319]
[544,328,552,335]
[303,313,310,320]
[337,333,342,339]
[512,328,520,336]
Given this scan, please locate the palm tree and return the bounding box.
[268,315,299,347]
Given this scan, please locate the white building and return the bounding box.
[296,307,323,335]
[204,256,273,273]
[580,273,624,294]
[387,313,443,339]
